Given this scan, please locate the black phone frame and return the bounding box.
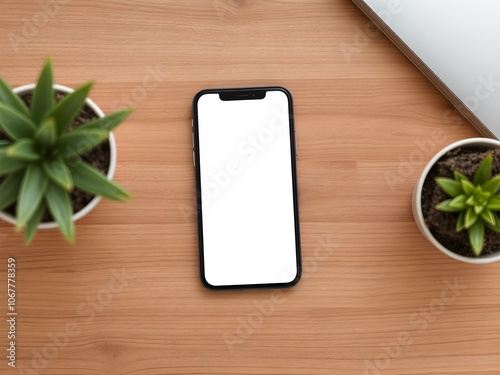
[192,86,301,290]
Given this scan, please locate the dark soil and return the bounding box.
[422,146,500,258]
[0,92,110,222]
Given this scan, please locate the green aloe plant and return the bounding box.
[0,59,132,243]
[435,153,500,256]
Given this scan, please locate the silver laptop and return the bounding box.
[352,0,500,138]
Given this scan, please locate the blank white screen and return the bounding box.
[197,90,298,287]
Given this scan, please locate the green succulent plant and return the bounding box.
[435,153,500,256]
[0,59,132,244]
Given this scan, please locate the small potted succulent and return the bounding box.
[0,59,132,243]
[412,138,500,263]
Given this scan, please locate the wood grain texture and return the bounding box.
[0,1,499,374]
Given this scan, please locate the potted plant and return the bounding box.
[0,59,132,243]
[412,137,500,263]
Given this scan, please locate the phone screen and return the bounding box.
[193,87,301,289]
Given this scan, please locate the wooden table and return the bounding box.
[1,1,497,374]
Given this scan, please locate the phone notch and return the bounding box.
[219,90,267,101]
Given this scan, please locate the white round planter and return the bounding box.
[0,84,117,230]
[412,137,500,264]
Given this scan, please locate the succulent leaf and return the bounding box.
[456,211,465,232]
[480,208,496,226]
[486,212,500,233]
[56,129,109,158]
[473,153,492,185]
[42,157,73,191]
[45,183,74,243]
[486,195,500,211]
[34,117,57,149]
[453,171,470,183]
[0,149,25,175]
[0,103,37,140]
[25,203,46,245]
[464,206,479,229]
[449,194,466,210]
[435,177,462,197]
[461,179,475,196]
[6,139,40,161]
[16,164,49,228]
[474,205,484,215]
[78,109,133,132]
[0,170,24,210]
[31,59,54,124]
[468,219,485,256]
[435,199,464,212]
[48,82,93,134]
[0,78,30,116]
[481,190,491,200]
[465,195,475,206]
[482,175,500,195]
[71,161,132,202]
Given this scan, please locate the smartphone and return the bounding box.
[192,86,301,290]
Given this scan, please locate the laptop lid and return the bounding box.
[352,0,500,138]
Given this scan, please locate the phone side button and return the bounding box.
[294,131,297,156]
[193,151,196,167]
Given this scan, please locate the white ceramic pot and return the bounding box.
[412,137,500,264]
[0,84,117,229]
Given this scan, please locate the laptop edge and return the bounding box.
[351,0,495,139]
